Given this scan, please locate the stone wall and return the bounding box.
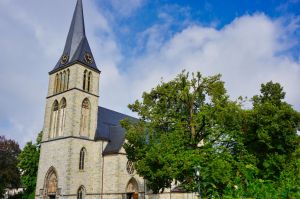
[102,153,145,196]
[35,138,105,198]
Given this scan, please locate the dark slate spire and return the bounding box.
[50,0,99,73]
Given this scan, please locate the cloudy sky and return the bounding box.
[0,0,299,147]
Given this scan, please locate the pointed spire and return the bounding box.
[51,0,99,73]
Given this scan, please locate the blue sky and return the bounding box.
[97,0,300,58]
[0,0,299,146]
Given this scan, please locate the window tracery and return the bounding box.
[58,98,67,137]
[126,161,135,175]
[50,98,67,138]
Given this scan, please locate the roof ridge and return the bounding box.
[98,106,136,118]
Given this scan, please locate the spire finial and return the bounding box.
[51,0,99,73]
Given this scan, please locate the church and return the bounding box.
[35,1,195,199]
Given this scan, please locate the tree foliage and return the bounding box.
[244,81,300,179]
[0,136,21,197]
[18,132,42,194]
[123,71,247,194]
[122,71,300,198]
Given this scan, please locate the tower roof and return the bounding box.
[50,0,99,73]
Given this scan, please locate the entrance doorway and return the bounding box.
[126,192,138,199]
[126,178,139,199]
[49,195,56,199]
[44,167,58,199]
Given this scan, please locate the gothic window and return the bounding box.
[58,98,67,137]
[79,148,86,170]
[87,72,92,92]
[54,74,59,94]
[53,69,70,94]
[83,70,87,91]
[56,74,61,93]
[59,72,63,92]
[62,71,66,91]
[126,161,135,175]
[77,186,85,199]
[80,98,90,137]
[66,69,70,90]
[50,100,59,138]
[83,70,92,92]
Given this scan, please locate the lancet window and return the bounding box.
[57,98,67,137]
[50,100,59,138]
[54,69,70,94]
[83,70,92,92]
[77,186,85,199]
[80,98,90,137]
[49,98,67,138]
[79,148,86,171]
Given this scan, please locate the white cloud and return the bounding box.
[123,14,300,112]
[0,1,299,147]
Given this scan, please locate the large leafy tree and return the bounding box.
[224,82,300,198]
[122,71,248,195]
[0,136,21,197]
[122,71,300,197]
[18,132,42,194]
[244,81,300,179]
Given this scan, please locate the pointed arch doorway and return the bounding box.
[44,167,58,199]
[126,178,139,199]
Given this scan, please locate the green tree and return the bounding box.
[0,136,21,197]
[122,71,248,195]
[18,132,42,196]
[244,81,300,179]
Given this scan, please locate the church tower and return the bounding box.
[36,1,102,198]
[44,0,100,141]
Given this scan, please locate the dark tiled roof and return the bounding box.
[95,107,137,155]
[50,0,99,73]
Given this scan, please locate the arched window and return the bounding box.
[77,186,85,199]
[66,69,70,90]
[58,98,67,137]
[50,100,59,138]
[83,70,87,91]
[57,74,61,93]
[62,71,66,91]
[59,72,63,92]
[54,69,70,94]
[54,74,59,94]
[87,72,92,92]
[80,98,90,137]
[79,148,86,170]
